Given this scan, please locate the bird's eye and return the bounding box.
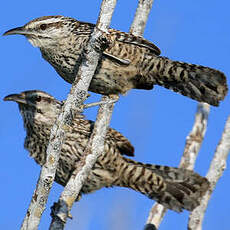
[40,24,47,30]
[31,95,41,103]
[36,96,42,102]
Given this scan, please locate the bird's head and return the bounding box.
[4,90,62,126]
[3,16,79,48]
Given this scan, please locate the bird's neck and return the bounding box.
[23,114,52,165]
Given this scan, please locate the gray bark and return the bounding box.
[130,0,155,36]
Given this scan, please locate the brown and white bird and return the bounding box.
[3,16,228,106]
[4,90,209,212]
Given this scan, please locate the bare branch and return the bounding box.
[126,1,166,229]
[146,205,166,230]
[146,103,210,228]
[188,115,230,230]
[48,1,118,229]
[130,0,154,36]
[179,103,210,170]
[50,0,155,229]
[49,95,117,230]
[20,1,116,229]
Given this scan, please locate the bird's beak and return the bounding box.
[3,93,27,104]
[3,26,30,36]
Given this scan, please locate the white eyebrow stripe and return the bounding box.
[31,18,63,27]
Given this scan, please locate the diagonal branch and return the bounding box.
[146,103,210,229]
[50,0,156,229]
[20,1,117,229]
[129,0,160,229]
[188,115,230,230]
[49,95,117,230]
[48,1,118,229]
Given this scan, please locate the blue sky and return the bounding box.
[1,1,229,229]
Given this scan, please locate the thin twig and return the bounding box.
[20,1,116,229]
[188,115,230,230]
[83,98,118,109]
[146,103,210,229]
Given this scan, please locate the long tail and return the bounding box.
[114,158,209,212]
[142,55,228,106]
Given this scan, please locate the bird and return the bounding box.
[3,16,228,106]
[4,90,209,212]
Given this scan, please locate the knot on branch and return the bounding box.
[90,29,112,53]
[50,200,72,224]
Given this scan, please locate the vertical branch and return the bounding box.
[146,103,210,228]
[128,1,163,229]
[188,115,230,230]
[20,1,117,229]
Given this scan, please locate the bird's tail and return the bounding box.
[114,158,209,212]
[142,55,228,106]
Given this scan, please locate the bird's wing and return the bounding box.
[73,21,95,36]
[74,21,160,55]
[71,117,135,157]
[109,29,161,55]
[107,127,135,157]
